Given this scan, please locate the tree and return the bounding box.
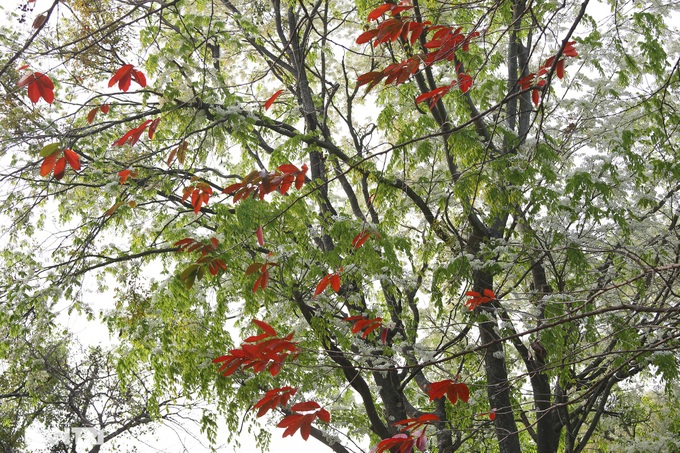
[0,332,211,453]
[1,0,679,452]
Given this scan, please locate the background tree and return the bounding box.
[1,0,680,452]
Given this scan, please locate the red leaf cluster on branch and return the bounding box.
[519,41,578,105]
[355,5,479,103]
[181,182,213,215]
[253,386,297,417]
[17,71,54,104]
[213,320,299,377]
[314,269,342,297]
[464,289,496,311]
[40,148,80,180]
[108,64,147,92]
[223,163,308,202]
[427,379,470,405]
[246,258,279,292]
[113,118,160,147]
[345,315,384,339]
[277,401,331,440]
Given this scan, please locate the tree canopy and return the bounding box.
[1,0,680,452]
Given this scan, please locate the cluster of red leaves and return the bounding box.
[182,181,213,215]
[213,320,299,377]
[345,315,386,342]
[17,71,54,104]
[277,401,331,440]
[357,57,421,92]
[415,68,473,109]
[371,414,439,452]
[373,432,427,453]
[253,386,297,417]
[174,237,227,288]
[246,258,279,292]
[314,269,342,297]
[223,163,308,202]
[394,414,439,433]
[112,118,160,147]
[422,26,479,66]
[464,289,496,311]
[356,12,425,48]
[519,41,578,105]
[352,229,380,249]
[355,5,478,102]
[108,64,147,92]
[427,379,470,405]
[18,64,147,105]
[87,104,110,124]
[40,148,80,180]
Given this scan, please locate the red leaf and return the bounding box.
[390,5,413,15]
[278,163,299,174]
[118,169,132,184]
[556,59,565,80]
[223,182,243,194]
[100,104,110,114]
[367,3,393,21]
[254,387,297,417]
[113,120,153,147]
[458,73,473,93]
[456,382,470,403]
[108,64,133,91]
[131,68,147,87]
[415,86,451,109]
[356,29,379,44]
[109,65,146,92]
[18,72,54,104]
[374,435,414,453]
[252,319,277,337]
[87,107,98,124]
[264,89,284,110]
[532,89,540,106]
[352,231,371,249]
[53,157,67,180]
[314,275,330,297]
[290,401,321,412]
[40,153,57,177]
[317,408,330,424]
[256,225,265,246]
[63,148,80,171]
[381,327,388,345]
[295,169,306,190]
[482,288,496,299]
[330,274,341,292]
[357,71,384,89]
[563,41,578,58]
[148,117,161,139]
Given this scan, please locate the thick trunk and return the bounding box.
[473,261,521,453]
